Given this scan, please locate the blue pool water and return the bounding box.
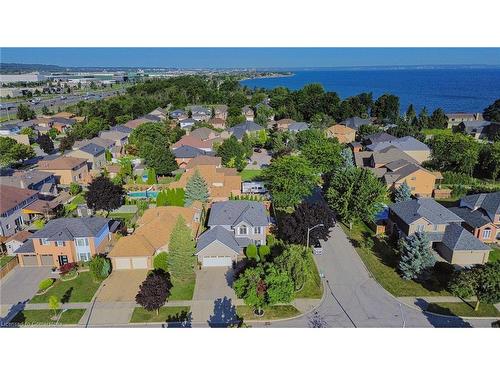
[242,68,500,113]
[128,191,159,199]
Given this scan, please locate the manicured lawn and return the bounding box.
[426,302,500,318]
[342,222,451,297]
[130,306,191,323]
[295,254,323,299]
[239,169,263,182]
[169,275,195,300]
[0,256,15,268]
[488,245,500,263]
[30,271,102,304]
[11,309,86,325]
[236,305,300,321]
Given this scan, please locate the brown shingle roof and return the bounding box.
[123,118,150,129]
[185,156,222,170]
[0,185,38,215]
[37,156,87,170]
[6,230,31,244]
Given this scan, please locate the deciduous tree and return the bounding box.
[135,270,172,315]
[86,176,124,213]
[37,134,54,154]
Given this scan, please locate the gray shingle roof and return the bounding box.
[208,201,269,227]
[14,239,35,254]
[78,143,105,156]
[195,226,242,254]
[288,122,309,132]
[30,217,110,241]
[341,116,372,130]
[364,132,397,145]
[112,125,133,134]
[441,223,491,251]
[448,207,491,228]
[389,198,463,225]
[172,145,207,158]
[229,121,263,140]
[367,136,430,153]
[460,192,500,223]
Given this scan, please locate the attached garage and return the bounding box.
[202,256,232,267]
[21,254,38,266]
[131,257,148,269]
[114,257,132,270]
[113,256,150,270]
[40,254,54,266]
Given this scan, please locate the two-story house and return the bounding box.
[0,185,39,236]
[69,143,107,171]
[15,217,111,267]
[195,201,270,267]
[242,105,255,121]
[387,198,491,266]
[37,156,91,185]
[449,192,500,244]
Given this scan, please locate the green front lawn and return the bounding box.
[421,128,453,137]
[169,275,195,300]
[295,254,323,299]
[426,302,500,318]
[239,169,263,182]
[0,256,15,268]
[488,245,500,263]
[130,306,191,323]
[236,305,300,321]
[342,222,451,297]
[30,271,102,304]
[11,309,86,325]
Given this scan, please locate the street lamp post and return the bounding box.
[306,223,324,249]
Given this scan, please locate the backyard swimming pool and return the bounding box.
[127,191,159,199]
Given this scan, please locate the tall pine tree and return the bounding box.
[184,169,209,206]
[397,232,435,280]
[168,215,196,280]
[394,181,412,203]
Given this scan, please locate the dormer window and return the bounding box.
[238,225,248,235]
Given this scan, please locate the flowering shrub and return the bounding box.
[59,262,77,275]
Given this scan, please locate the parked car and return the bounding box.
[312,240,323,255]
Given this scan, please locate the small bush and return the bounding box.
[153,252,169,273]
[59,262,76,275]
[38,278,54,291]
[69,182,82,196]
[89,255,110,281]
[258,245,270,261]
[245,244,258,260]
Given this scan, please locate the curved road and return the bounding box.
[264,226,496,328]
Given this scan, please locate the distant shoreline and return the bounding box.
[240,73,294,82]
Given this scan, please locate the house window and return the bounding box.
[483,229,491,239]
[56,241,65,247]
[75,238,89,247]
[238,225,248,235]
[416,224,425,232]
[254,227,262,235]
[41,238,49,246]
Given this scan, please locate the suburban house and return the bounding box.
[170,109,188,121]
[449,192,500,244]
[326,124,356,143]
[365,136,431,164]
[363,132,397,145]
[49,117,77,133]
[179,118,196,129]
[142,114,163,123]
[4,230,31,255]
[445,112,483,128]
[195,201,270,267]
[214,105,228,120]
[148,107,168,121]
[208,117,226,129]
[173,145,213,168]
[341,116,372,131]
[108,206,201,270]
[15,217,112,267]
[185,155,222,171]
[0,186,39,237]
[37,156,91,185]
[0,170,57,197]
[242,105,255,121]
[74,137,115,152]
[69,143,107,170]
[169,165,242,201]
[355,146,436,197]
[275,118,294,131]
[99,129,129,147]
[288,122,310,133]
[188,105,211,122]
[228,121,263,140]
[386,198,491,265]
[123,117,150,130]
[454,120,494,140]
[171,133,222,152]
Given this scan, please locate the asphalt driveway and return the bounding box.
[193,267,237,302]
[0,266,53,323]
[96,270,148,302]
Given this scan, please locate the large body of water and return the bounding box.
[242,68,500,113]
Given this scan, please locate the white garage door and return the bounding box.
[202,256,232,267]
[115,258,131,270]
[131,257,148,269]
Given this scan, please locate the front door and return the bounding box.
[58,255,68,266]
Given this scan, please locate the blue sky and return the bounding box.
[2,48,500,68]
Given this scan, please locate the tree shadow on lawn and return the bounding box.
[164,311,193,328]
[415,298,472,328]
[60,287,74,304]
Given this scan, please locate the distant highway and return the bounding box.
[0,89,126,118]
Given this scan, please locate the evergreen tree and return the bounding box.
[397,232,436,280]
[168,215,196,280]
[394,181,412,202]
[245,244,258,261]
[340,147,355,170]
[156,190,167,206]
[147,168,157,184]
[184,170,209,206]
